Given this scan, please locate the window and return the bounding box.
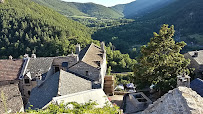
[86,71,89,76]
[28,91,30,95]
[55,66,60,73]
[24,79,30,84]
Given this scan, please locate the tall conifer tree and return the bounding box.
[134,24,191,93]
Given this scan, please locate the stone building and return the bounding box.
[26,70,92,109]
[184,50,203,78]
[0,59,24,86]
[142,87,203,114]
[0,84,24,113]
[19,55,55,104]
[0,58,24,113]
[22,42,107,107]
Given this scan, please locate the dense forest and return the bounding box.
[0,0,136,73]
[31,0,123,19]
[92,0,203,54]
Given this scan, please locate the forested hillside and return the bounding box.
[31,0,123,19]
[112,0,176,18]
[0,0,93,58]
[93,0,203,53]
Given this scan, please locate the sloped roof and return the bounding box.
[187,50,203,65]
[0,59,23,81]
[142,87,203,114]
[53,89,111,108]
[79,43,104,68]
[27,70,92,109]
[190,78,203,97]
[25,57,55,79]
[26,72,59,109]
[0,83,24,113]
[58,70,92,95]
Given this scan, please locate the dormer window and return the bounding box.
[54,66,60,73]
[86,71,89,76]
[24,79,30,84]
[95,61,101,67]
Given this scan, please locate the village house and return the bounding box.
[0,58,24,113]
[21,42,107,109]
[184,50,203,78]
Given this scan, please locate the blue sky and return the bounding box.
[62,0,135,7]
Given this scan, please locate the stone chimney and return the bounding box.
[194,51,198,57]
[0,0,5,3]
[100,42,105,52]
[36,69,43,86]
[24,54,29,59]
[75,44,81,54]
[9,55,13,60]
[31,53,36,58]
[177,73,190,87]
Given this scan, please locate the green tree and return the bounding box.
[133,24,191,93]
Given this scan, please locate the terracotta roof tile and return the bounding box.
[0,59,23,81]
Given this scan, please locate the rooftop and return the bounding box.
[142,87,203,114]
[190,78,203,97]
[53,89,111,108]
[27,70,92,109]
[0,59,23,81]
[25,57,55,79]
[79,43,104,68]
[0,83,24,113]
[187,50,203,65]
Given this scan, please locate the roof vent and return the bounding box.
[9,55,13,60]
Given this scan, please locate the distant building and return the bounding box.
[142,87,203,114]
[0,83,24,113]
[184,50,203,78]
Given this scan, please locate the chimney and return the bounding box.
[194,51,198,57]
[31,54,36,58]
[24,54,29,59]
[75,44,81,54]
[177,73,190,87]
[9,55,13,60]
[100,42,105,52]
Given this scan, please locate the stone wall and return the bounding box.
[68,61,100,81]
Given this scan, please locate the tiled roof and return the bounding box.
[58,70,92,95]
[0,83,24,113]
[27,70,92,109]
[142,87,203,114]
[25,57,55,79]
[0,59,23,81]
[187,50,203,65]
[190,78,203,97]
[79,43,104,68]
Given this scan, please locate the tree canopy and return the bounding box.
[133,24,191,93]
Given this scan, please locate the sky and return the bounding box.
[62,0,135,7]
